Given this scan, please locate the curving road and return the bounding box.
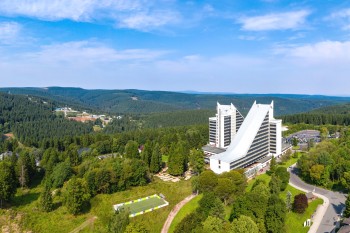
[288,164,346,233]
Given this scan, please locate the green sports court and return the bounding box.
[113,194,169,217]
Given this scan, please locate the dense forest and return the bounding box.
[0,122,208,213]
[0,93,93,147]
[282,113,350,125]
[282,102,350,126]
[2,87,350,115]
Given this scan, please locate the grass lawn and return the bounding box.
[89,179,192,233]
[120,195,167,215]
[246,173,271,192]
[285,198,323,233]
[8,178,192,233]
[12,186,88,233]
[162,155,169,163]
[168,194,202,233]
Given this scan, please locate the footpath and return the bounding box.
[161,194,197,233]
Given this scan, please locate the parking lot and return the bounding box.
[286,130,321,144]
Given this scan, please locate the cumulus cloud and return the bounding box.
[239,10,310,31]
[0,0,181,31]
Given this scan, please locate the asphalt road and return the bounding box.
[289,165,346,233]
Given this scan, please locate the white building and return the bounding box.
[210,101,282,174]
[209,102,244,148]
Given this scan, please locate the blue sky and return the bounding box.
[1,0,350,95]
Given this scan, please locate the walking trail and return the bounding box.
[161,194,197,233]
[69,216,98,233]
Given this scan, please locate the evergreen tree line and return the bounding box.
[282,113,350,126]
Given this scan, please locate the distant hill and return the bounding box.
[1,87,350,116]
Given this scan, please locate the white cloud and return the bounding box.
[0,0,144,21]
[277,40,350,61]
[117,10,181,31]
[328,8,350,30]
[239,10,310,31]
[0,0,181,31]
[21,41,169,64]
[0,22,21,43]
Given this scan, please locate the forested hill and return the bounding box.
[282,103,350,125]
[1,87,350,116]
[309,103,350,114]
[0,93,93,147]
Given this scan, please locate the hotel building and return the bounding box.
[208,101,282,174]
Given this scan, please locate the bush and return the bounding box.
[293,193,308,214]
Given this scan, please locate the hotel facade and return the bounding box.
[206,101,282,174]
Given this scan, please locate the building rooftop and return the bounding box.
[211,101,272,163]
[202,145,226,154]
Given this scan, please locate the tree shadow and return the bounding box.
[52,201,62,211]
[331,202,346,215]
[12,191,40,207]
[80,201,92,215]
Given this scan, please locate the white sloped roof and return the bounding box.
[211,101,272,163]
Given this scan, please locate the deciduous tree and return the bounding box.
[231,215,258,233]
[108,208,130,233]
[293,193,308,214]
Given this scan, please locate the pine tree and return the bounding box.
[0,161,17,208]
[269,156,277,173]
[150,143,161,173]
[62,177,90,215]
[269,174,281,195]
[141,141,152,167]
[38,183,53,212]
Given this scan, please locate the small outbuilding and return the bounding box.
[305,192,316,202]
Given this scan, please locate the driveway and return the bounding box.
[288,164,346,233]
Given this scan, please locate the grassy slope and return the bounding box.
[11,178,192,233]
